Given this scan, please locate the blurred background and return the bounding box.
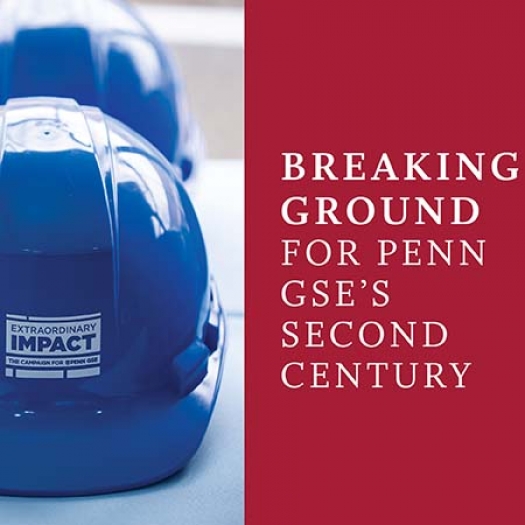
[134,0,243,159]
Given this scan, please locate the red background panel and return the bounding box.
[246,1,525,523]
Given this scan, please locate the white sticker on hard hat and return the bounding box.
[5,313,101,379]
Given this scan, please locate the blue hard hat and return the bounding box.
[0,97,225,496]
[0,0,202,181]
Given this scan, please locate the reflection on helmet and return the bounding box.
[0,97,225,496]
[0,0,202,180]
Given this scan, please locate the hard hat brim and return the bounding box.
[0,282,226,496]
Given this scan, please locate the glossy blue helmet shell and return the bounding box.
[0,0,202,180]
[0,97,225,496]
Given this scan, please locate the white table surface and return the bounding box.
[0,160,245,525]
